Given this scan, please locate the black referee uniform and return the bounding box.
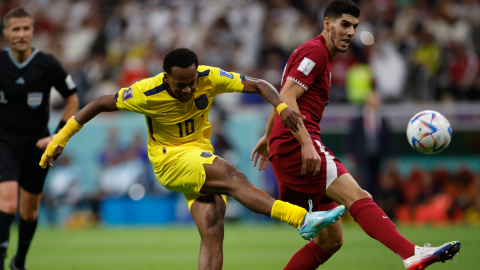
[0,47,77,194]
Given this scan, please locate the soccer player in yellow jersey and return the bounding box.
[39,48,345,269]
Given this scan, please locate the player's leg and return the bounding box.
[326,173,461,269]
[274,174,343,270]
[326,173,417,258]
[11,151,47,270]
[0,182,18,270]
[189,194,226,270]
[284,221,343,270]
[10,188,42,270]
[0,141,20,270]
[202,157,275,215]
[202,157,344,238]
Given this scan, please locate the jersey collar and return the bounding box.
[5,47,40,69]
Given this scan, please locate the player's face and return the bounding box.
[165,64,198,102]
[330,15,359,53]
[3,17,34,53]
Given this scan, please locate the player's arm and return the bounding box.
[36,93,80,150]
[39,94,119,168]
[280,80,321,176]
[251,107,276,171]
[242,76,304,132]
[75,94,118,124]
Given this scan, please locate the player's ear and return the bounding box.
[323,17,331,30]
[164,73,169,84]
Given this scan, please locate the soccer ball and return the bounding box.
[406,110,452,154]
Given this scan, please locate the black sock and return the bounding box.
[14,218,37,268]
[0,211,15,270]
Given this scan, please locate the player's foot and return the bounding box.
[403,241,461,270]
[297,200,345,241]
[9,256,27,270]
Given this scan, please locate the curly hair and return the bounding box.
[163,48,199,74]
[324,0,360,20]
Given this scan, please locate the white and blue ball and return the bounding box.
[406,110,452,155]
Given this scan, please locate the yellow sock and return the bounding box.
[270,200,307,228]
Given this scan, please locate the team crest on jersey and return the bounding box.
[194,94,209,110]
[200,152,212,158]
[220,69,233,79]
[27,92,43,109]
[123,87,133,101]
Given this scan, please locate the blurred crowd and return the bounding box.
[1,0,480,108]
[374,166,480,226]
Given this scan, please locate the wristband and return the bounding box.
[39,116,83,168]
[276,103,289,116]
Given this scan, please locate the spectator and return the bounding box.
[345,91,395,196]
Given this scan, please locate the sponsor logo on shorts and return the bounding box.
[123,87,133,101]
[200,152,212,158]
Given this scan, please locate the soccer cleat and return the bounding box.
[403,241,461,270]
[9,256,27,270]
[297,200,345,241]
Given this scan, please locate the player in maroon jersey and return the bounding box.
[252,1,460,269]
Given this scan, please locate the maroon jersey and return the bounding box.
[270,34,332,157]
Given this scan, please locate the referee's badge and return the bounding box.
[27,92,43,109]
[194,94,209,110]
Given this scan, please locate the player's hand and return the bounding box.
[251,134,270,171]
[301,144,321,176]
[280,108,305,132]
[36,136,54,150]
[40,144,64,168]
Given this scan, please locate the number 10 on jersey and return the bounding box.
[177,119,194,137]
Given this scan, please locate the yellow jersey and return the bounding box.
[115,65,245,169]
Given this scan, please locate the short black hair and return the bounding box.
[324,0,360,21]
[3,7,34,27]
[163,48,199,74]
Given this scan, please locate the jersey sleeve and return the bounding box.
[48,54,77,98]
[211,67,245,95]
[285,48,327,91]
[115,82,147,114]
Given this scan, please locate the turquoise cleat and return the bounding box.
[297,200,345,241]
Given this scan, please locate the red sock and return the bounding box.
[284,240,332,270]
[350,198,415,259]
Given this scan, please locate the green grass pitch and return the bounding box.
[6,223,479,269]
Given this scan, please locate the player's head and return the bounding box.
[323,0,360,53]
[2,7,35,53]
[163,48,199,102]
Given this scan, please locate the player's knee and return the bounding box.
[362,189,373,200]
[0,201,17,215]
[329,237,343,253]
[224,166,249,191]
[20,209,38,222]
[316,234,343,254]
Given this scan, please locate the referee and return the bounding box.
[0,8,79,270]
